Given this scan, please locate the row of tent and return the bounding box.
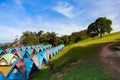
[0,44,64,80]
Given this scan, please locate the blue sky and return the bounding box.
[0,0,120,43]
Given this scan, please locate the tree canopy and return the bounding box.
[87,17,112,39]
[18,29,89,46]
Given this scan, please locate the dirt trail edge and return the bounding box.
[99,41,120,78]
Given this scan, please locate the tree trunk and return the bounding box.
[100,33,102,38]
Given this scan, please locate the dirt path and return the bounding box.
[99,41,120,78]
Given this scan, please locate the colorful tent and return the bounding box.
[19,50,31,58]
[52,47,58,55]
[0,54,18,65]
[5,48,16,54]
[14,51,22,59]
[30,54,45,69]
[45,44,52,49]
[0,49,6,57]
[7,58,38,80]
[0,54,17,76]
[46,49,50,60]
[39,51,48,63]
[41,46,46,51]
[48,49,54,59]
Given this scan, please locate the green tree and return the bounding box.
[61,35,70,45]
[38,30,44,36]
[87,17,112,38]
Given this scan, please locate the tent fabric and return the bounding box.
[0,73,8,80]
[0,66,11,77]
[31,54,44,69]
[19,48,35,58]
[15,51,22,58]
[8,68,27,80]
[31,55,39,67]
[36,54,44,69]
[20,50,30,58]
[46,50,50,60]
[0,54,18,65]
[7,58,38,80]
[57,44,64,51]
[0,49,6,58]
[52,47,58,55]
[41,46,46,51]
[8,48,16,53]
[39,51,48,63]
[0,49,6,54]
[48,49,54,59]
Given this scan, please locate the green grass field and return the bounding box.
[31,31,120,80]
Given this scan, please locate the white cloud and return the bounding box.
[0,25,22,43]
[53,1,81,19]
[85,0,120,32]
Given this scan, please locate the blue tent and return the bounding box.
[22,46,31,51]
[0,73,9,80]
[31,54,45,69]
[52,47,58,55]
[45,44,52,49]
[7,58,38,80]
[19,50,31,58]
[41,46,46,51]
[57,44,64,51]
[0,49,6,57]
[0,49,6,54]
[17,46,22,51]
[7,48,16,53]
[39,51,48,63]
[48,49,54,58]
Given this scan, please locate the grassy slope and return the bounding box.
[31,32,120,80]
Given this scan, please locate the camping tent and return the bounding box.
[0,54,17,77]
[6,48,16,54]
[52,47,58,55]
[57,44,64,52]
[30,54,45,69]
[20,50,31,58]
[39,51,48,63]
[14,51,22,59]
[0,54,18,65]
[48,49,54,59]
[46,49,50,60]
[7,58,38,80]
[45,44,52,49]
[41,46,46,51]
[0,49,6,57]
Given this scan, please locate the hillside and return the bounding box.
[31,31,120,80]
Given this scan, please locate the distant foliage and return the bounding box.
[19,29,89,46]
[0,45,8,50]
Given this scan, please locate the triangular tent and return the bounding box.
[0,49,6,57]
[0,54,18,65]
[7,58,38,79]
[30,54,45,69]
[46,50,50,60]
[39,51,48,63]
